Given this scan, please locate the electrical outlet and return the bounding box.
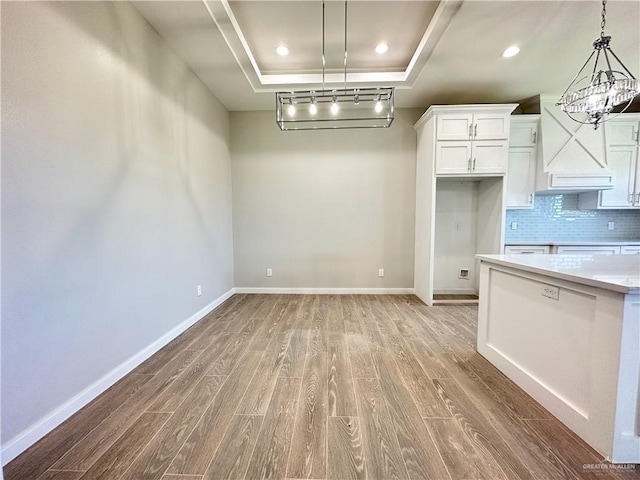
[266,268,273,277]
[378,268,384,277]
[541,284,559,300]
[511,222,518,230]
[458,268,469,280]
[197,285,202,297]
[608,221,615,230]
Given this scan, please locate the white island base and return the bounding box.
[476,254,640,463]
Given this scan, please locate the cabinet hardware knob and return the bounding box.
[468,125,473,139]
[473,158,476,171]
[474,124,478,138]
[528,193,533,204]
[468,158,471,172]
[532,132,537,144]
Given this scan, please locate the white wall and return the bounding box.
[1,1,233,457]
[434,180,479,293]
[231,109,421,290]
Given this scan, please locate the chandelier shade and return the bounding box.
[276,87,394,131]
[556,1,639,129]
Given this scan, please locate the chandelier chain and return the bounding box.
[343,0,348,92]
[322,1,325,92]
[600,0,607,38]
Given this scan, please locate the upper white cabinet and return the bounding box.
[509,118,538,147]
[436,141,508,175]
[507,116,539,209]
[578,114,640,209]
[421,105,517,176]
[436,112,510,141]
[535,96,614,193]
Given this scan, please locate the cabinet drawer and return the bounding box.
[556,246,620,255]
[504,245,550,254]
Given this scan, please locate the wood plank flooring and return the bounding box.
[6,294,638,480]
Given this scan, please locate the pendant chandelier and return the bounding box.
[556,0,639,129]
[276,1,394,131]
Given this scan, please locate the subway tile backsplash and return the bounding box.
[505,194,640,242]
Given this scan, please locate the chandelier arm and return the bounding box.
[601,46,615,82]
[590,48,603,83]
[606,47,638,79]
[559,50,597,99]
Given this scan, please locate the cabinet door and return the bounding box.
[474,113,510,140]
[436,142,472,174]
[471,140,508,174]
[556,246,620,255]
[510,121,538,147]
[605,118,639,146]
[436,114,473,141]
[598,145,638,208]
[506,147,536,208]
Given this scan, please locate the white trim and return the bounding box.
[207,0,462,93]
[1,288,235,465]
[233,287,414,295]
[433,289,477,295]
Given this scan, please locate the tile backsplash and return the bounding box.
[505,194,640,242]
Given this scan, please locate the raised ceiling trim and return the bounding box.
[204,0,463,92]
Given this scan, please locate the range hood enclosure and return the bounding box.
[535,95,614,194]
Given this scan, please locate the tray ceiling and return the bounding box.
[132,0,640,112]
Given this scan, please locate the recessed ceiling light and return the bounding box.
[502,45,520,58]
[375,43,389,54]
[276,45,289,56]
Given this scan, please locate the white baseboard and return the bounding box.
[433,289,477,295]
[233,287,414,294]
[1,288,235,465]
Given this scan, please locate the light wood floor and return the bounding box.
[6,294,638,480]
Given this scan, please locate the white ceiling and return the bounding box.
[132,0,640,112]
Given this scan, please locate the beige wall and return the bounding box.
[1,1,233,453]
[231,109,422,289]
[434,180,480,293]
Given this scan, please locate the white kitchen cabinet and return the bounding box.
[413,104,517,305]
[436,112,510,141]
[556,245,620,255]
[535,95,614,193]
[621,246,640,255]
[436,140,508,175]
[432,105,515,176]
[510,116,538,147]
[504,245,550,254]
[578,114,640,209]
[507,116,539,209]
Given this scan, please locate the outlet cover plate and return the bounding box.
[541,284,559,300]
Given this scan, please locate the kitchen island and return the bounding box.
[476,254,640,463]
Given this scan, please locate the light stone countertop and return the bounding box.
[476,254,640,294]
[504,241,640,246]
